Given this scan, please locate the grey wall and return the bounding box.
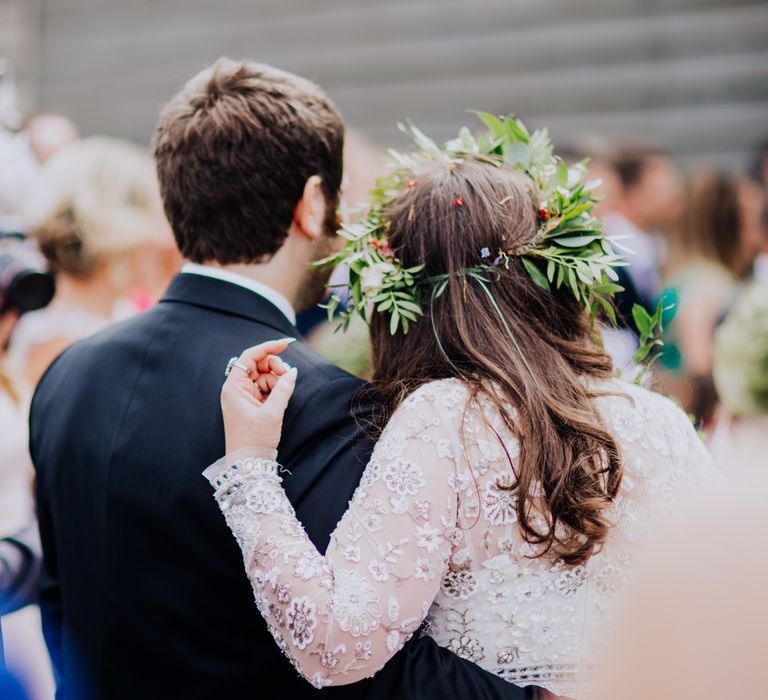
[0,0,41,121]
[29,0,768,166]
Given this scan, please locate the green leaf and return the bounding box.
[433,278,450,298]
[555,160,569,188]
[597,295,618,325]
[352,281,362,308]
[389,309,400,335]
[567,267,578,297]
[548,224,598,237]
[400,122,443,159]
[575,263,593,285]
[472,111,506,140]
[632,304,652,338]
[546,259,555,282]
[552,233,600,248]
[396,300,423,315]
[633,343,653,362]
[522,257,551,291]
[504,117,530,144]
[592,283,625,295]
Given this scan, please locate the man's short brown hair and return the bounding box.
[153,58,344,264]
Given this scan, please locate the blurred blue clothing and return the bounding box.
[0,662,29,700]
[0,525,41,615]
[0,523,42,678]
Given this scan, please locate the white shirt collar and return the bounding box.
[181,262,296,325]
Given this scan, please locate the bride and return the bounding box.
[205,118,719,696]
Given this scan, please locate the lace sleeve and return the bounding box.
[204,387,459,688]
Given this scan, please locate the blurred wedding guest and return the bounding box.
[11,137,171,385]
[0,313,32,537]
[590,473,765,700]
[659,171,757,424]
[739,176,768,276]
[0,307,54,700]
[750,136,768,191]
[564,141,647,373]
[709,277,768,474]
[0,132,55,700]
[0,132,45,543]
[605,150,685,305]
[748,138,768,279]
[23,114,79,166]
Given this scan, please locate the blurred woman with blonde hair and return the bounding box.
[0,127,55,700]
[658,170,761,425]
[11,137,174,385]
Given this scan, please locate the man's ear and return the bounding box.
[292,175,326,241]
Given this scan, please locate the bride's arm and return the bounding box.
[205,343,459,688]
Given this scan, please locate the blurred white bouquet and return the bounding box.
[713,278,768,417]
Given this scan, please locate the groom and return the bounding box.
[30,60,543,699]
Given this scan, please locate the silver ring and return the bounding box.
[225,357,251,378]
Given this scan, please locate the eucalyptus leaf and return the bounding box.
[390,309,400,335]
[396,300,423,315]
[546,259,555,282]
[523,257,551,291]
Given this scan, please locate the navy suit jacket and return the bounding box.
[30,273,538,699]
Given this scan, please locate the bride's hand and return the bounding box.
[220,339,298,455]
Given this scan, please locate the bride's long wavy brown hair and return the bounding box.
[368,159,623,566]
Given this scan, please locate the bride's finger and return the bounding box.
[256,354,289,377]
[237,338,295,373]
[263,366,297,415]
[269,355,289,375]
[223,359,260,397]
[256,371,280,396]
[251,379,265,402]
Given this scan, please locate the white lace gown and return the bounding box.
[205,378,720,696]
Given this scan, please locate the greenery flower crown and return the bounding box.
[316,112,666,375]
